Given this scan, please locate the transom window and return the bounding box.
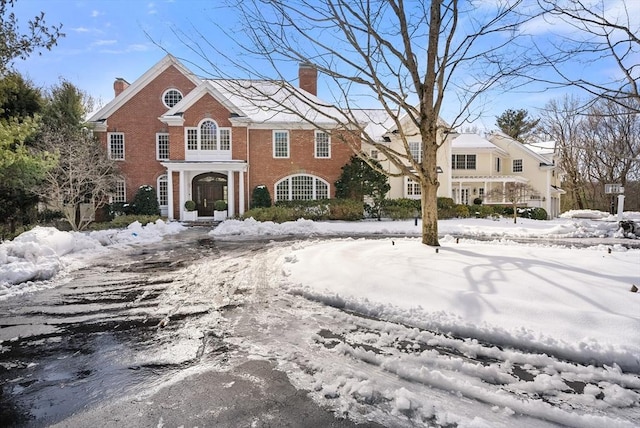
[108,133,124,160]
[275,174,329,201]
[162,89,183,108]
[513,159,523,173]
[185,119,231,152]
[273,130,289,158]
[452,154,476,170]
[156,133,169,160]
[315,131,330,158]
[409,141,422,162]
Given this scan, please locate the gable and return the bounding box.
[87,55,202,127]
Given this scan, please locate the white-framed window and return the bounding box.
[156,133,169,160]
[157,174,168,207]
[315,131,330,158]
[273,130,289,158]
[220,128,231,150]
[108,132,125,160]
[409,141,422,162]
[370,149,379,160]
[406,178,421,196]
[512,159,523,173]
[162,89,183,108]
[478,187,485,199]
[184,119,231,152]
[495,157,502,172]
[112,179,126,203]
[452,154,476,170]
[275,174,329,201]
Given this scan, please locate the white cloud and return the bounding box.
[72,27,90,33]
[91,10,101,18]
[93,39,117,46]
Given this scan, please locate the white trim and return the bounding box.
[88,55,201,122]
[156,132,169,160]
[162,88,183,109]
[107,132,125,160]
[314,130,331,159]
[273,130,290,158]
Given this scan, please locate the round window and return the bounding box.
[162,89,183,108]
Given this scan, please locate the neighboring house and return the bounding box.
[361,114,563,217]
[87,55,358,221]
[449,132,564,217]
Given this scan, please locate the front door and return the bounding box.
[193,173,227,217]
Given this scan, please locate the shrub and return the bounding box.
[454,204,470,218]
[131,185,160,215]
[214,200,228,211]
[473,197,483,205]
[437,197,455,210]
[519,207,548,220]
[478,205,496,218]
[328,199,364,220]
[251,185,272,208]
[242,199,363,222]
[382,198,421,220]
[184,200,196,211]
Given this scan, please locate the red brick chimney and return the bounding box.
[113,78,130,97]
[298,63,317,96]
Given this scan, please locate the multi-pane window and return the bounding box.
[495,157,502,172]
[200,120,217,150]
[220,129,231,150]
[157,175,168,206]
[370,149,379,160]
[187,128,198,150]
[185,120,231,151]
[273,131,289,158]
[452,154,476,170]
[108,133,124,160]
[162,89,183,108]
[409,142,422,162]
[478,188,485,199]
[112,179,126,203]
[512,159,523,173]
[275,174,328,201]
[156,133,169,160]
[315,131,330,158]
[407,179,421,196]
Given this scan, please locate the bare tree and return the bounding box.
[489,182,537,223]
[536,0,639,112]
[35,126,120,231]
[539,95,588,210]
[170,0,539,246]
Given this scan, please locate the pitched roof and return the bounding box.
[87,55,201,123]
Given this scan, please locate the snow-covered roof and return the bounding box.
[451,133,496,149]
[350,109,394,142]
[205,79,346,126]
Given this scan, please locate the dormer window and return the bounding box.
[162,89,183,108]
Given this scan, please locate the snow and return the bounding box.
[1,210,639,427]
[0,220,185,299]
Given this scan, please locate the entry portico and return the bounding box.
[161,160,247,221]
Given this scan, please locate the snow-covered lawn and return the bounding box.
[1,211,639,427]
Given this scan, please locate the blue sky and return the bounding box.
[8,0,637,129]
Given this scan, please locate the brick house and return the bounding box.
[87,55,358,221]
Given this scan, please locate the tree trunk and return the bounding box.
[421,182,439,246]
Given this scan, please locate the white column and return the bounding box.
[239,169,245,215]
[227,170,235,218]
[167,168,174,220]
[179,170,185,221]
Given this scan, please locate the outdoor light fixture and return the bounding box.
[436,166,443,173]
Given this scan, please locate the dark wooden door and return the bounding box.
[193,173,226,217]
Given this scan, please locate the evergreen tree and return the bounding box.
[251,185,272,208]
[335,156,389,219]
[495,109,540,143]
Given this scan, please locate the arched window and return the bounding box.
[200,120,218,150]
[162,89,183,108]
[275,174,329,201]
[157,174,168,207]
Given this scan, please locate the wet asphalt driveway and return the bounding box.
[0,227,375,428]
